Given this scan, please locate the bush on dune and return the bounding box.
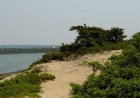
[60,25,127,55]
[40,51,65,62]
[0,68,55,98]
[70,33,140,98]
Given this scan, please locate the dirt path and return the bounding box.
[38,50,121,98]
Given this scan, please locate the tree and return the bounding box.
[60,24,127,54]
[110,27,126,42]
[131,32,140,50]
[70,24,108,47]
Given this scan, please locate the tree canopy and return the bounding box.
[60,24,127,54]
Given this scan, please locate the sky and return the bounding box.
[0,0,140,45]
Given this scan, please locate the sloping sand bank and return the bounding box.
[38,50,121,98]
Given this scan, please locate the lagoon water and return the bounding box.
[0,53,44,74]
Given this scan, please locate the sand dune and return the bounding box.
[38,50,122,98]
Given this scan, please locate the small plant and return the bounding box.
[40,52,53,63]
[88,61,103,71]
[39,51,65,63]
[40,73,55,82]
[31,66,42,73]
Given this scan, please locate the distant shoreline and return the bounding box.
[0,45,59,55]
[0,52,45,55]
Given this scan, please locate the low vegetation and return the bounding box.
[0,24,135,98]
[0,67,55,98]
[36,25,129,65]
[70,32,140,97]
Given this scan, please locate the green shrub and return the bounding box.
[28,60,43,70]
[40,52,53,63]
[40,73,55,82]
[39,51,65,63]
[70,33,140,98]
[70,83,82,95]
[51,51,64,60]
[0,68,55,98]
[131,32,140,50]
[88,61,103,71]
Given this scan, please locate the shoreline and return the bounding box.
[0,53,44,80]
[0,69,26,80]
[0,50,121,80]
[0,52,45,55]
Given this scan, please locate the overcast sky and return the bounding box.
[0,0,140,45]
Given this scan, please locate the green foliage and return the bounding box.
[88,61,103,71]
[110,27,126,42]
[36,25,128,63]
[39,51,65,63]
[39,73,55,82]
[0,69,55,98]
[70,33,140,98]
[131,32,140,50]
[109,45,140,67]
[28,60,43,70]
[50,51,64,60]
[70,83,83,97]
[40,52,53,62]
[60,25,127,55]
[28,50,69,70]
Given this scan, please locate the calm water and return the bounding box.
[0,53,44,74]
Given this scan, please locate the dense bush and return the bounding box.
[70,33,140,98]
[40,73,55,82]
[40,52,53,63]
[27,51,65,69]
[131,32,140,50]
[39,51,65,62]
[60,25,127,55]
[87,61,103,71]
[0,68,55,98]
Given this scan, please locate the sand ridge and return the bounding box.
[38,50,122,98]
